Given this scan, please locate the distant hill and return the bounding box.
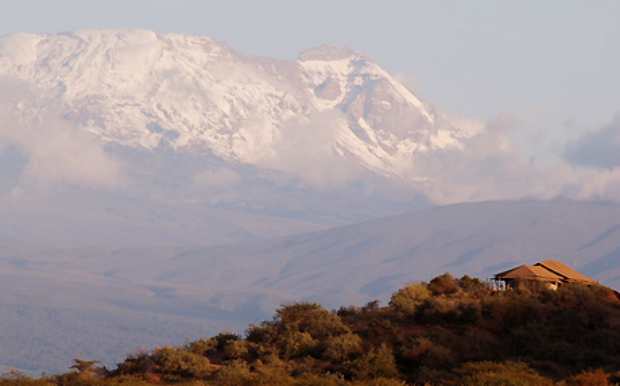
[1,200,619,373]
[139,199,620,311]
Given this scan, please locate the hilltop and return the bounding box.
[3,274,620,385]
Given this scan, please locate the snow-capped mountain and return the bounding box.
[0,29,473,178]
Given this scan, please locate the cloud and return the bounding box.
[528,113,620,202]
[406,114,540,204]
[0,79,123,193]
[393,72,418,92]
[396,111,620,206]
[251,108,620,206]
[256,110,364,188]
[3,74,619,211]
[564,113,620,170]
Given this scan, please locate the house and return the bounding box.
[493,260,596,290]
[534,260,597,285]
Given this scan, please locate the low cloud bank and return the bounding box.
[253,108,620,206]
[565,113,620,170]
[2,76,620,209]
[558,113,620,201]
[406,114,538,204]
[256,110,365,188]
[0,80,123,196]
[411,112,620,205]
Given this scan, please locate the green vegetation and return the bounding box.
[3,274,620,385]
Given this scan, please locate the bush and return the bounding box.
[276,302,326,325]
[187,337,218,356]
[323,332,363,363]
[225,340,252,361]
[215,359,252,386]
[151,346,212,379]
[350,344,398,380]
[337,305,361,317]
[252,356,294,386]
[246,322,277,345]
[0,372,55,386]
[362,300,380,313]
[279,328,318,359]
[113,350,155,376]
[427,273,458,296]
[400,336,434,362]
[389,284,431,316]
[275,302,348,340]
[458,329,501,362]
[367,318,394,338]
[454,361,552,386]
[563,369,611,386]
[351,378,407,386]
[293,373,345,386]
[457,275,490,294]
[214,332,241,351]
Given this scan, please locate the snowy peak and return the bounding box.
[298,44,362,62]
[0,30,473,180]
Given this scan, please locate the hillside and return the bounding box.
[1,200,619,373]
[3,275,620,386]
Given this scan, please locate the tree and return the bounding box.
[69,358,101,377]
[427,273,458,295]
[389,283,431,316]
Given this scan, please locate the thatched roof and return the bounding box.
[495,264,563,282]
[535,260,596,284]
[494,260,596,285]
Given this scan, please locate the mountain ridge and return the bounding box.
[0,29,472,179]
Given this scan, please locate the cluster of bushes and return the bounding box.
[2,273,620,385]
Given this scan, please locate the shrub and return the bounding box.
[563,369,610,386]
[323,332,363,362]
[214,332,241,351]
[279,328,318,359]
[454,361,552,386]
[251,356,295,386]
[389,284,431,316]
[337,305,361,317]
[246,322,277,345]
[276,302,326,325]
[427,273,458,296]
[0,372,56,386]
[151,346,212,379]
[400,336,434,362]
[215,359,252,386]
[457,275,490,294]
[419,296,459,324]
[225,340,252,361]
[350,344,398,380]
[351,378,407,386]
[187,337,218,356]
[458,329,501,362]
[293,373,345,386]
[362,300,380,313]
[367,318,394,338]
[113,350,155,376]
[275,302,348,340]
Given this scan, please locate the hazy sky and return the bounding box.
[1,0,619,162]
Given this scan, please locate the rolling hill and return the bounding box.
[1,200,619,373]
